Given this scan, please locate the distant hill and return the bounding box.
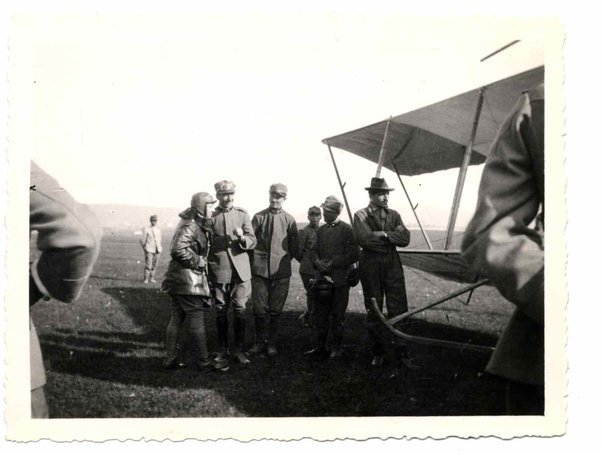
[90,204,181,233]
[90,204,465,248]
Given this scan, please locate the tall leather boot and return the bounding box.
[233,317,246,351]
[215,316,229,361]
[267,314,280,356]
[233,317,250,365]
[247,316,267,355]
[163,315,184,369]
[188,311,210,369]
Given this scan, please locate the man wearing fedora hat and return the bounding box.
[248,183,299,356]
[295,205,323,327]
[207,180,257,367]
[140,214,162,283]
[305,195,359,360]
[353,177,418,371]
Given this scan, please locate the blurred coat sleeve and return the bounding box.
[29,162,102,304]
[461,85,544,325]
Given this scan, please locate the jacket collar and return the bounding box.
[368,203,389,215]
[326,218,341,228]
[179,207,196,219]
[179,207,208,226]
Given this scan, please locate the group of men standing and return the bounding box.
[156,176,417,373]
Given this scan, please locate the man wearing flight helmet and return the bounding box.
[161,192,227,371]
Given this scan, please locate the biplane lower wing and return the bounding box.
[381,250,494,353]
[398,249,484,284]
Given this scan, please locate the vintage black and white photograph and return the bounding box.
[4,1,568,443]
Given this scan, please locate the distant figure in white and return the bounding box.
[140,215,162,283]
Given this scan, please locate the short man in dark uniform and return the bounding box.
[295,205,322,327]
[353,177,418,370]
[208,180,257,366]
[306,196,359,359]
[248,183,299,356]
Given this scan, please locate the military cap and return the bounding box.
[214,180,236,194]
[307,206,321,215]
[190,192,217,208]
[269,183,288,197]
[150,214,158,221]
[321,195,343,214]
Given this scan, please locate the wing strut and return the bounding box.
[393,163,433,250]
[375,119,392,178]
[443,89,485,250]
[327,144,354,225]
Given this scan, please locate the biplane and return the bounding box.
[322,63,544,354]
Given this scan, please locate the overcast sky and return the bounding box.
[10,8,547,230]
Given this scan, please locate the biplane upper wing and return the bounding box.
[321,65,544,285]
[321,65,544,351]
[322,66,544,176]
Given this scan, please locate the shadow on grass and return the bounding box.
[39,285,541,417]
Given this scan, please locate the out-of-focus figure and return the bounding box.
[29,161,102,417]
[461,83,544,413]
